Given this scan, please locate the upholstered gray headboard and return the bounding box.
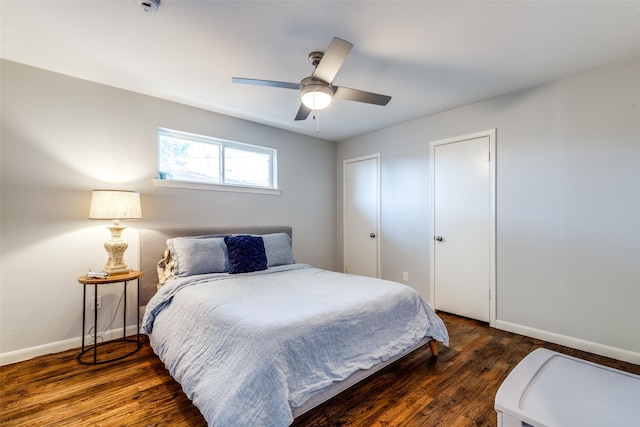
[139,226,293,307]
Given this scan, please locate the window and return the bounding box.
[157,128,277,192]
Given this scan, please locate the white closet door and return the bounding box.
[433,136,491,322]
[344,155,380,278]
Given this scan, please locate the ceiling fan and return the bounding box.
[232,37,391,121]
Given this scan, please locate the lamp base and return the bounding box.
[103,226,130,275]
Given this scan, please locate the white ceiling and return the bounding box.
[2,1,640,141]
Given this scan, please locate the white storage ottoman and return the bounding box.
[495,348,640,427]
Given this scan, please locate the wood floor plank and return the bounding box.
[1,313,638,426]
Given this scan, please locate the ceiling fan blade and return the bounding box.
[295,104,312,121]
[312,37,353,84]
[232,77,300,90]
[333,86,391,106]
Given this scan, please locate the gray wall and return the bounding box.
[2,56,638,365]
[337,57,640,363]
[0,60,337,363]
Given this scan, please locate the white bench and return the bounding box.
[495,348,640,427]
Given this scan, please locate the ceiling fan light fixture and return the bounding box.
[300,79,333,110]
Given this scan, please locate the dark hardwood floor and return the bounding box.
[2,312,638,426]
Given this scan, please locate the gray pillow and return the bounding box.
[167,235,228,277]
[260,233,295,267]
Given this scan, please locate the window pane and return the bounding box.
[159,135,220,183]
[157,128,276,190]
[224,147,271,187]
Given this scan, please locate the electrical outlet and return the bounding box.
[402,272,409,282]
[91,296,102,310]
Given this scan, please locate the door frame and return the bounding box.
[429,129,496,327]
[343,153,381,278]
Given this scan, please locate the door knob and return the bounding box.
[370,233,376,238]
[435,235,443,241]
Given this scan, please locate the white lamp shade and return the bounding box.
[89,190,142,220]
[300,80,333,110]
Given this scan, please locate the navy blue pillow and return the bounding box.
[224,235,268,274]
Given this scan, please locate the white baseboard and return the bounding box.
[0,325,140,366]
[5,321,637,366]
[495,319,640,365]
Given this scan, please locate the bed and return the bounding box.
[139,226,449,426]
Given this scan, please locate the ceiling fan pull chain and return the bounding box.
[315,110,320,133]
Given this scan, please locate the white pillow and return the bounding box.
[166,235,228,277]
[260,233,295,267]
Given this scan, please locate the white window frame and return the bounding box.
[153,128,279,195]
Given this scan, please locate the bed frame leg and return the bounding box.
[428,339,438,357]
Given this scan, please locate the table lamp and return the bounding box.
[89,190,142,275]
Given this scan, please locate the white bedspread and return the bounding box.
[142,264,449,426]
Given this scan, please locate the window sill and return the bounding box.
[152,179,281,195]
